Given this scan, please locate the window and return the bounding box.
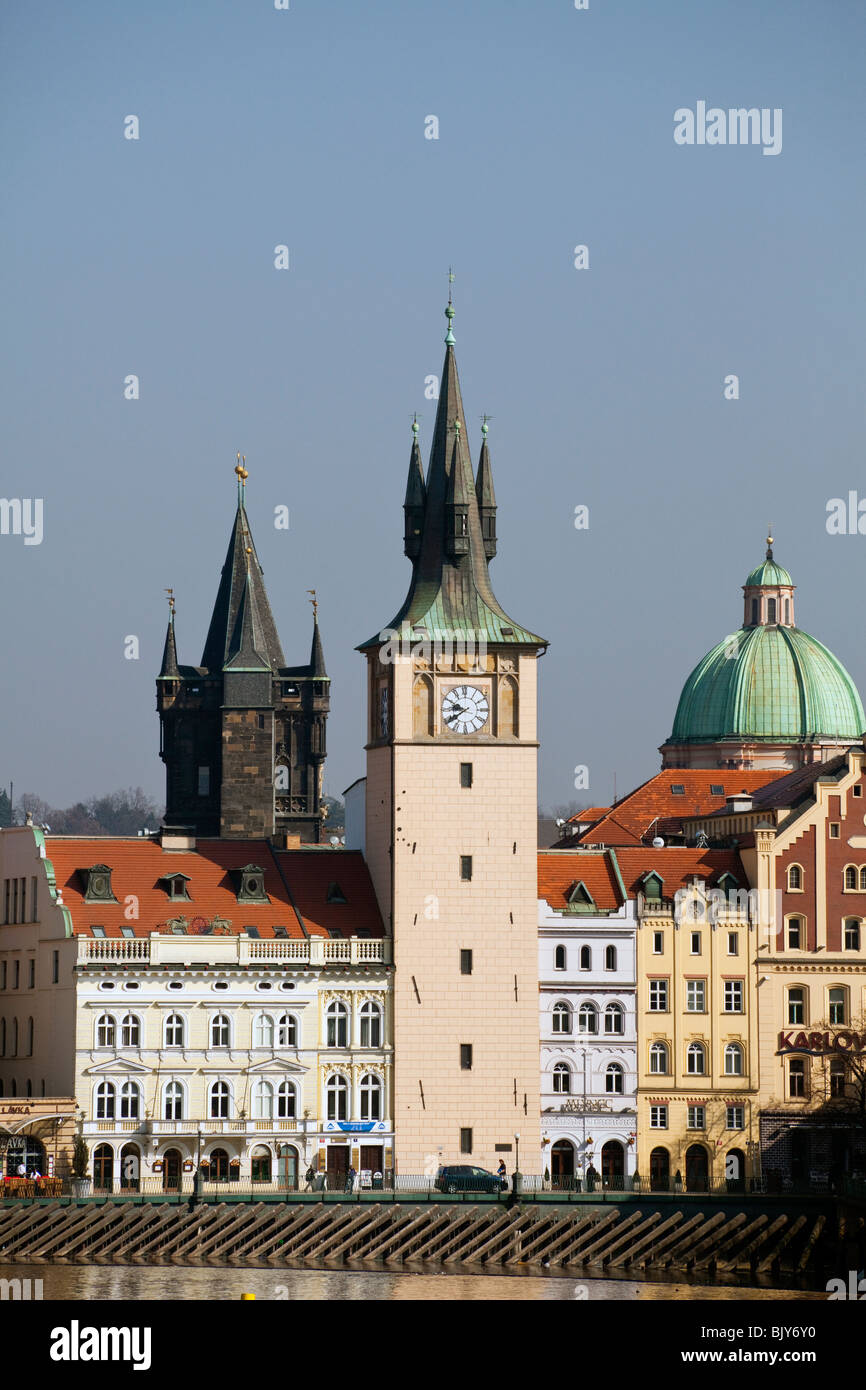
[162,1081,183,1120]
[120,1080,141,1120]
[724,981,744,1013]
[326,1001,349,1048]
[460,1128,473,1154]
[787,917,803,950]
[788,1059,807,1098]
[727,932,739,955]
[96,1014,116,1048]
[652,931,663,954]
[359,1001,381,1048]
[210,1081,230,1119]
[552,1002,572,1034]
[690,932,701,955]
[671,784,685,796]
[649,980,668,1012]
[460,1043,473,1070]
[254,1014,275,1048]
[830,1059,846,1099]
[252,1080,274,1120]
[198,766,210,796]
[120,1014,140,1047]
[460,949,473,975]
[360,1073,382,1120]
[27,1017,34,1055]
[554,945,566,971]
[326,1074,349,1121]
[0,1019,4,1056]
[579,945,591,971]
[27,960,34,989]
[211,1014,230,1048]
[552,1063,570,1094]
[460,856,473,881]
[578,1002,598,1034]
[724,1042,744,1075]
[845,866,857,891]
[686,980,706,1012]
[767,598,777,624]
[787,987,806,1025]
[164,1014,185,1048]
[460,763,473,788]
[750,598,759,624]
[829,823,840,839]
[277,1013,298,1047]
[277,1080,297,1119]
[604,1003,624,1035]
[855,785,864,798]
[13,960,20,987]
[710,783,724,795]
[726,1105,744,1130]
[95,1081,116,1119]
[649,1041,669,1074]
[787,865,802,891]
[687,1042,706,1075]
[828,987,846,1025]
[844,919,861,950]
[687,1106,706,1129]
[605,1063,624,1095]
[605,945,617,971]
[1,961,6,989]
[861,868,866,891]
[650,1106,668,1129]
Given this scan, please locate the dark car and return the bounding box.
[434,1165,506,1194]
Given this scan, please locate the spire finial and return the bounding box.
[445,268,455,345]
[480,413,491,439]
[307,588,319,621]
[235,452,248,505]
[411,412,419,440]
[165,587,175,618]
[766,526,774,561]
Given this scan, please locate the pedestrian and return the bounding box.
[16,1163,26,1178]
[497,1159,507,1187]
[304,1164,315,1192]
[29,1168,42,1181]
[344,1164,356,1194]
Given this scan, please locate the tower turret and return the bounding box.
[475,416,497,561]
[403,416,426,560]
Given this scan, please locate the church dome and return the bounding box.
[670,625,866,744]
[744,557,793,588]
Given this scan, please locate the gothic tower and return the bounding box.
[358,293,546,1174]
[157,462,330,841]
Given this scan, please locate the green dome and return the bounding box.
[744,558,793,587]
[670,626,865,744]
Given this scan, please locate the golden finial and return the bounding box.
[235,452,248,483]
[766,526,774,560]
[307,588,318,620]
[164,587,175,617]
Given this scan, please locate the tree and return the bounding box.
[11,787,163,836]
[0,787,11,828]
[808,1011,866,1132]
[71,1135,89,1179]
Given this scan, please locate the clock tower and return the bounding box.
[358,293,546,1175]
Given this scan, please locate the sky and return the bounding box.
[2,0,865,817]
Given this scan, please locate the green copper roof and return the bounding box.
[744,558,793,588]
[670,625,865,744]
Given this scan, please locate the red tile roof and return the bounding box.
[44,838,384,939]
[559,770,785,847]
[538,846,744,911]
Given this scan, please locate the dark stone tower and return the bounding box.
[157,461,329,841]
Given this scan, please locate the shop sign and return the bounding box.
[777,1029,866,1055]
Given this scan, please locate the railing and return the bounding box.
[77,936,390,966]
[80,939,150,961]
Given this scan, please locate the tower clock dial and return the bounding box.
[441,685,489,734]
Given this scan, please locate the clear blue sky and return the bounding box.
[2,0,865,815]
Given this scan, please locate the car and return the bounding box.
[434,1165,507,1194]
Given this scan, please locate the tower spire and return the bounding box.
[403,415,426,559]
[158,588,180,678]
[308,589,327,677]
[475,415,497,561]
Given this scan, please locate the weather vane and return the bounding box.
[307,588,318,620]
[235,452,248,484]
[164,587,175,616]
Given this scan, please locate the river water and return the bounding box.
[0,1264,825,1301]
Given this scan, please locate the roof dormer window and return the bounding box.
[326,882,348,905]
[83,865,117,903]
[234,865,269,903]
[162,873,191,902]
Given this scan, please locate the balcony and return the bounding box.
[76,936,391,967]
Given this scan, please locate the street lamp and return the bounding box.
[513,1132,521,1200]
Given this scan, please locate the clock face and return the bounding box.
[442,685,489,734]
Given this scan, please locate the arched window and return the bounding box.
[552,1002,572,1034]
[828,987,846,1024]
[845,866,857,891]
[96,1014,116,1048]
[0,1019,5,1056]
[578,1002,598,1034]
[164,1014,185,1048]
[95,1080,116,1119]
[211,1014,230,1048]
[360,1001,382,1048]
[554,945,566,971]
[277,1013,297,1047]
[209,1080,230,1119]
[326,1001,349,1048]
[27,1017,34,1055]
[252,1080,274,1119]
[120,1014,140,1048]
[277,1080,297,1119]
[254,1014,274,1048]
[326,1074,349,1121]
[786,916,803,950]
[860,869,866,891]
[784,598,790,624]
[724,1043,744,1075]
[844,919,861,950]
[787,864,802,890]
[767,598,776,624]
[164,1081,184,1120]
[787,986,806,1025]
[604,1003,624,1035]
[605,945,617,971]
[650,1041,669,1074]
[360,1073,382,1120]
[830,1058,847,1098]
[120,1080,141,1120]
[552,1062,571,1094]
[605,1063,624,1095]
[12,1019,18,1057]
[579,946,591,971]
[687,1042,706,1075]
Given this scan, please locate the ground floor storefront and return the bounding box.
[541,1110,637,1189]
[759,1109,866,1189]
